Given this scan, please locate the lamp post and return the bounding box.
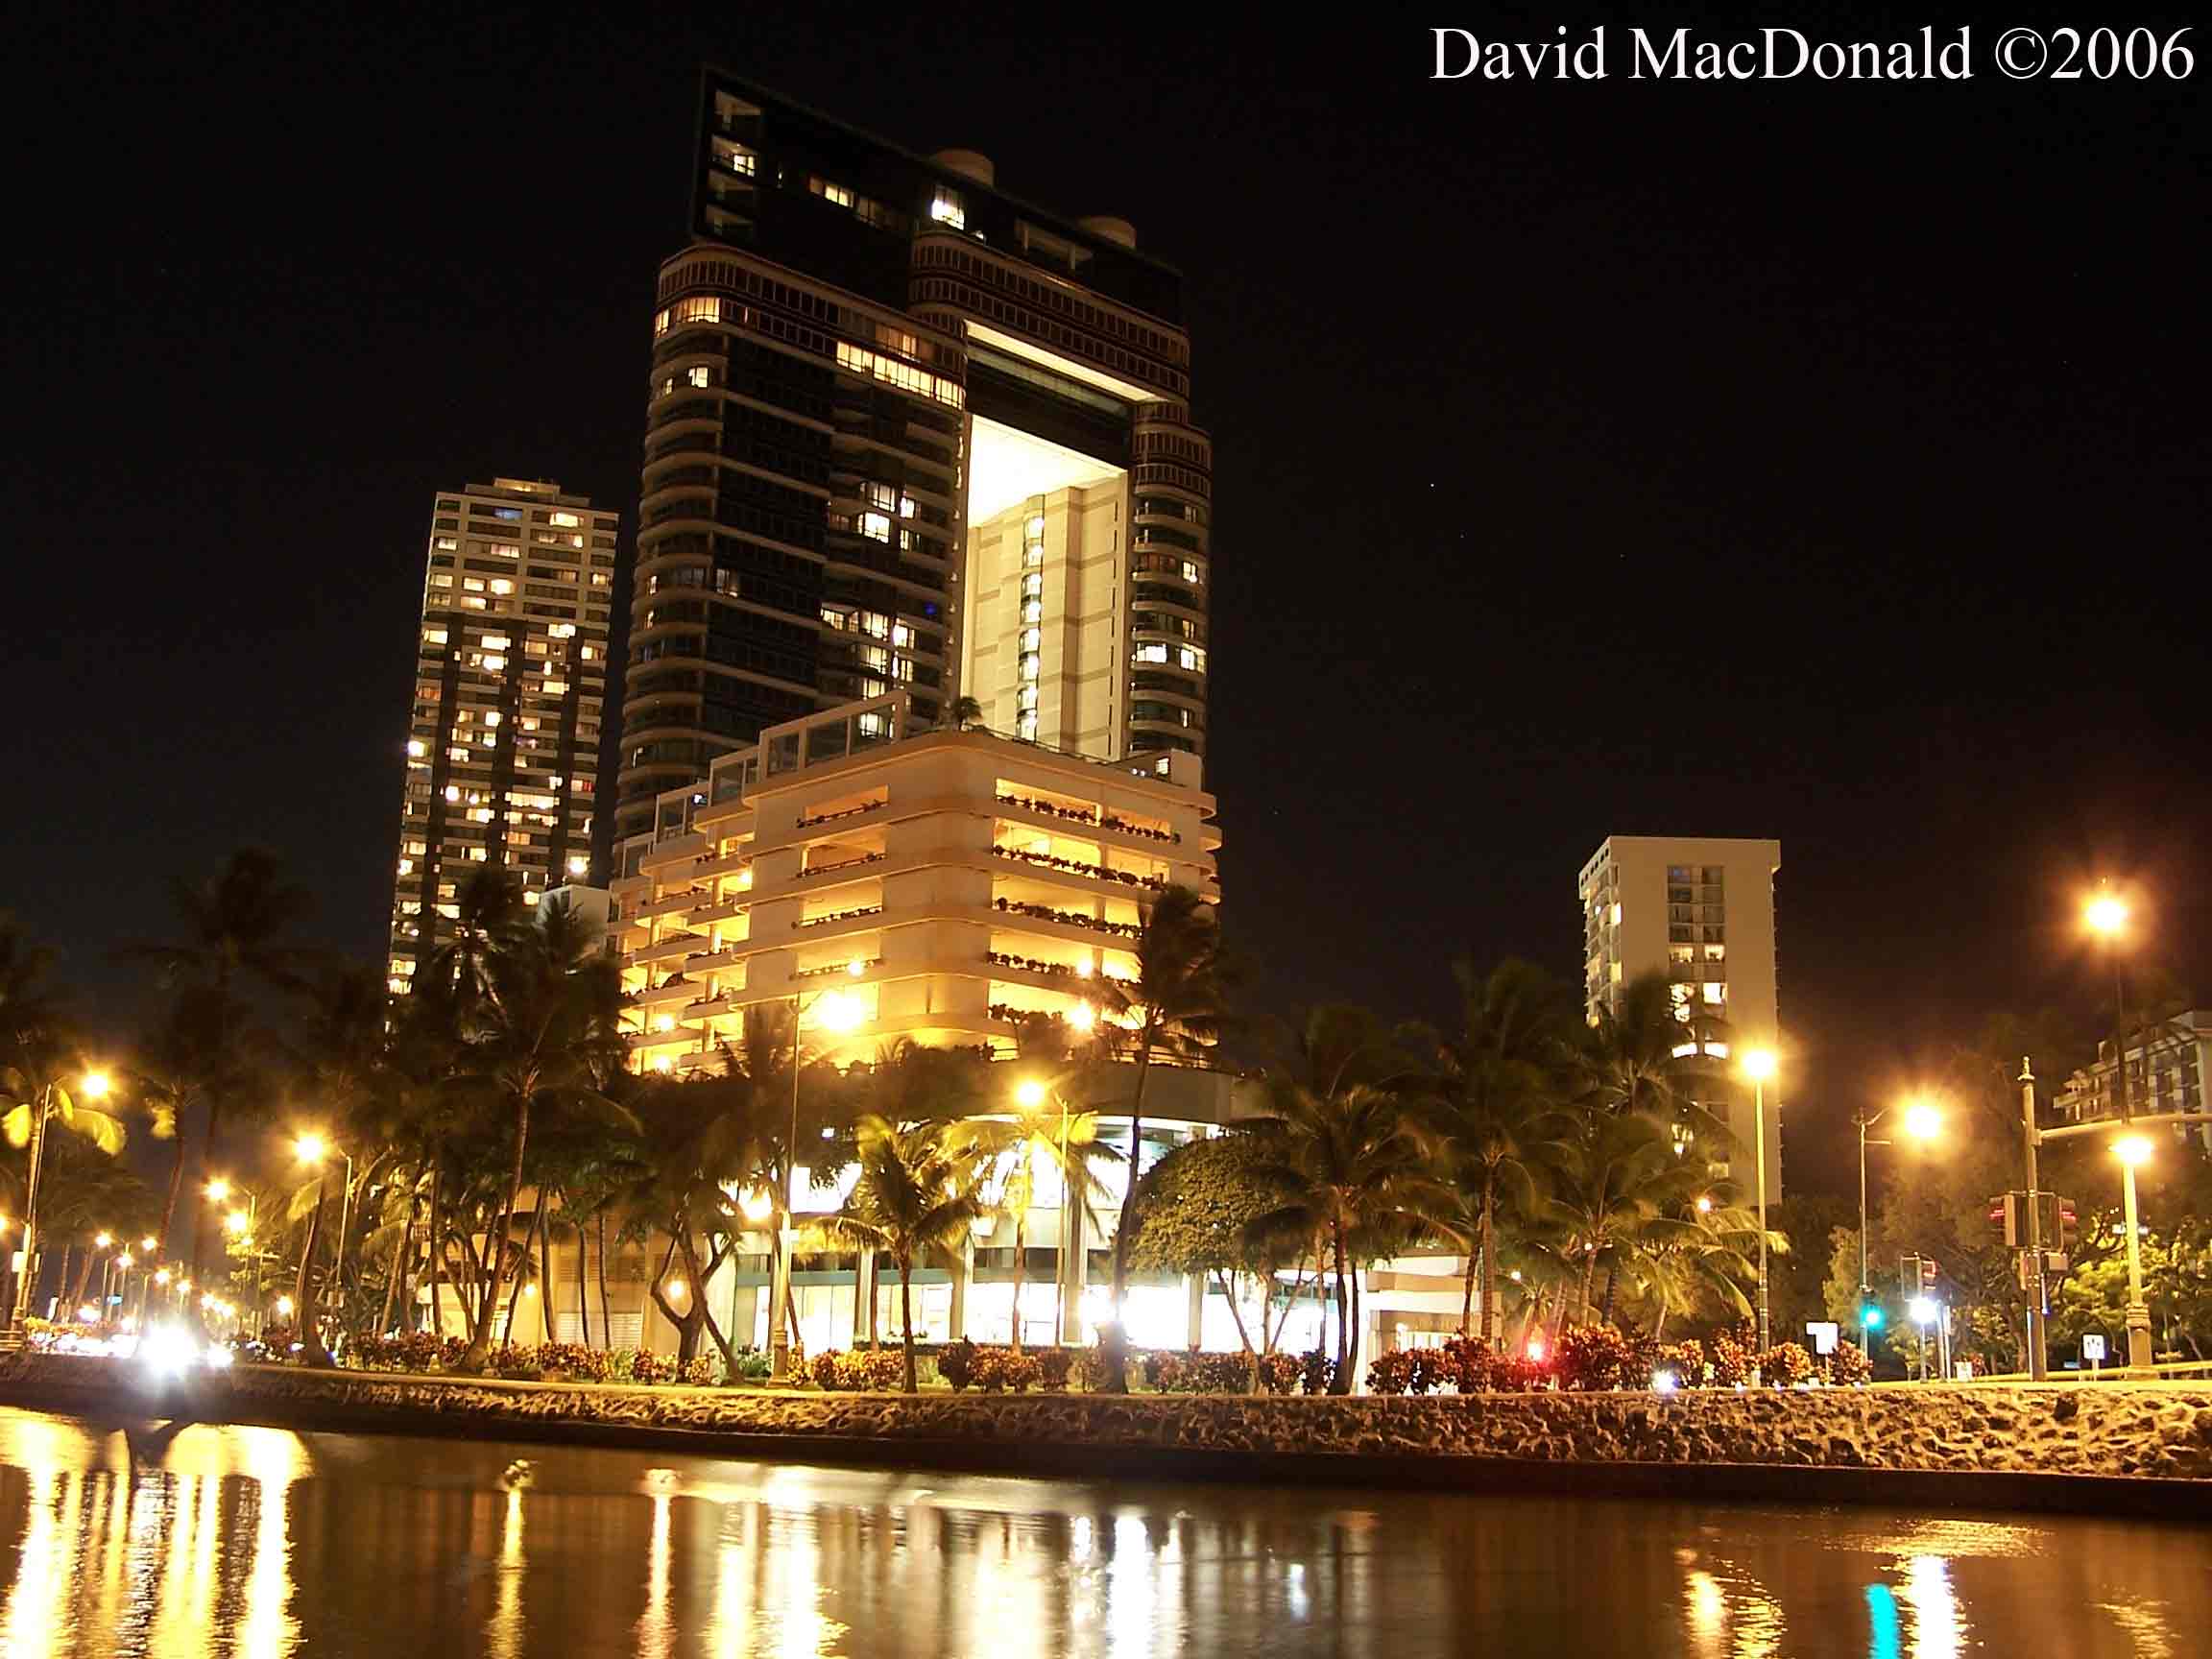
[770,962,867,1379]
[2112,1134,2155,1369]
[1854,1096,1941,1337]
[1741,1048,1777,1353]
[8,1070,111,1340]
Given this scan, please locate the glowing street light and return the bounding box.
[275,1295,294,1317]
[225,1210,252,1238]
[2083,892,2128,939]
[1853,1094,1944,1339]
[1067,1001,1097,1033]
[1014,1078,1048,1111]
[1739,1048,1778,1352]
[293,1133,329,1166]
[204,1178,232,1204]
[1902,1101,1943,1142]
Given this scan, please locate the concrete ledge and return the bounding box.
[4,1356,2207,1520]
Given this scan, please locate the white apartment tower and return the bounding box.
[388,478,618,992]
[1577,835,1783,1195]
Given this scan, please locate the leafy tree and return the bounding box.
[1127,1130,1280,1356]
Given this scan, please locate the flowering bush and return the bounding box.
[1297,1349,1336,1396]
[1258,1352,1302,1396]
[810,1349,906,1390]
[1438,1334,1492,1391]
[937,1337,977,1390]
[1555,1324,1638,1391]
[1486,1352,1553,1392]
[1826,1338,1872,1386]
[1033,1347,1074,1390]
[629,1350,677,1384]
[681,1355,718,1386]
[1653,1339,1707,1389]
[1366,1349,1418,1396]
[1140,1350,1185,1391]
[1707,1327,1756,1388]
[1759,1341,1815,1387]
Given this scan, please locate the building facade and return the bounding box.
[1577,835,1784,1194]
[387,479,618,993]
[2055,1009,2212,1153]
[615,72,1212,840]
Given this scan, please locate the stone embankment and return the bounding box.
[5,1354,2207,1512]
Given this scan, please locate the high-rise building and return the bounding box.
[387,478,618,993]
[1576,835,1783,1193]
[615,72,1212,839]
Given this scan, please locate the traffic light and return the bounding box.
[1861,1299,1885,1331]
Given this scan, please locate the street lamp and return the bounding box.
[1854,1095,1943,1336]
[8,1069,110,1340]
[1740,1048,1777,1353]
[2112,1134,2155,1368]
[770,964,868,1378]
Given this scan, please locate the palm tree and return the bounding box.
[1623,1198,1771,1339]
[129,848,312,1287]
[449,893,629,1373]
[951,695,985,732]
[1575,971,1727,1138]
[1541,1111,1702,1322]
[1429,960,1579,1341]
[1247,1083,1454,1391]
[960,1083,1118,1351]
[1098,883,1228,1390]
[813,1116,989,1392]
[418,862,529,1015]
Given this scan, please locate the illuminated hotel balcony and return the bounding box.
[632,932,701,968]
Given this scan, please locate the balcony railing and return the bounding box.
[794,800,885,830]
[793,905,884,930]
[799,852,889,880]
[992,845,1166,891]
[795,956,881,980]
[993,898,1142,938]
[995,792,1179,843]
[988,951,1136,986]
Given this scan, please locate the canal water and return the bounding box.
[0,1407,2200,1656]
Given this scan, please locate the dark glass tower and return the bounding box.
[615,72,1211,838]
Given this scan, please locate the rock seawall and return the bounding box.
[5,1353,2207,1488]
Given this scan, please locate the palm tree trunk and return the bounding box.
[426,1169,445,1340]
[1103,1025,1159,1393]
[538,1199,556,1343]
[595,1214,612,1347]
[157,1131,189,1268]
[1009,1207,1026,1353]
[1330,1215,1351,1392]
[379,1191,417,1334]
[899,1257,918,1394]
[499,1202,540,1349]
[1213,1269,1254,1356]
[68,1247,96,1315]
[188,1095,225,1297]
[295,1174,333,1367]
[1578,1247,1600,1326]
[463,1087,533,1370]
[577,1214,590,1348]
[1479,1179,1500,1343]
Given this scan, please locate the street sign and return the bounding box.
[2081,1333,2107,1363]
[1805,1321,1839,1356]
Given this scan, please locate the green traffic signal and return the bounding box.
[1862,1304,1885,1330]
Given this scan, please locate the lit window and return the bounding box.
[1134,643,1168,664]
[463,578,485,592]
[1020,652,1040,680]
[433,537,458,552]
[428,572,453,588]
[928,186,966,229]
[1176,646,1207,672]
[549,622,576,638]
[1023,545,1044,569]
[1703,982,1727,1005]
[1017,685,1038,711]
[483,711,502,727]
[406,739,426,757]
[444,785,461,802]
[483,655,507,670]
[422,627,448,645]
[1020,627,1041,653]
[490,579,514,595]
[810,177,855,208]
[483,635,511,650]
[550,512,579,528]
[448,745,470,761]
[685,366,709,389]
[859,512,892,541]
[1025,516,1046,539]
[1017,713,1038,741]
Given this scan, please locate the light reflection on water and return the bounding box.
[0,1407,2202,1656]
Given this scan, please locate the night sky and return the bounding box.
[8,6,2206,1197]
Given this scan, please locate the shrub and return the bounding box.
[1297,1349,1336,1396]
[1826,1338,1872,1386]
[1653,1339,1707,1389]
[1707,1327,1755,1388]
[938,1337,976,1391]
[859,1350,905,1390]
[681,1355,717,1386]
[629,1350,676,1385]
[1487,1352,1552,1392]
[1366,1349,1416,1396]
[1438,1334,1492,1392]
[1186,1352,1255,1394]
[1258,1352,1301,1396]
[1759,1341,1815,1387]
[1034,1347,1074,1390]
[1140,1350,1185,1392]
[730,1345,771,1382]
[969,1346,1039,1393]
[1555,1324,1637,1391]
